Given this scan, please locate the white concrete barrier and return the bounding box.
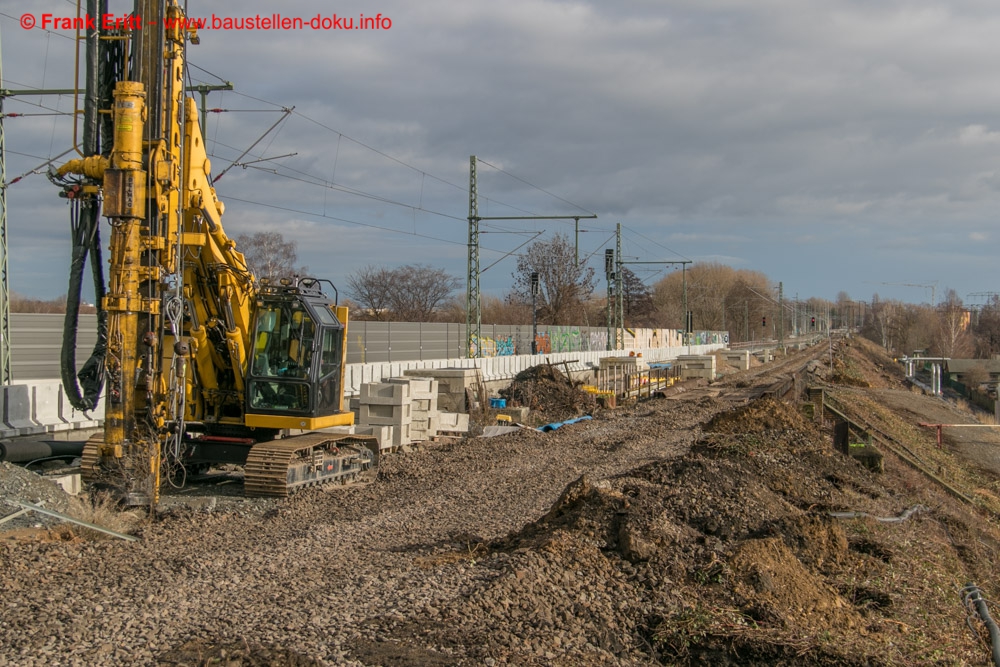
[0,381,103,437]
[32,383,71,432]
[3,384,46,435]
[0,342,727,437]
[343,343,727,397]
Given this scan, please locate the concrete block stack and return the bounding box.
[357,381,412,448]
[438,412,470,434]
[676,355,717,380]
[721,350,751,370]
[598,356,649,374]
[390,377,440,442]
[311,423,395,456]
[353,424,394,450]
[403,368,480,413]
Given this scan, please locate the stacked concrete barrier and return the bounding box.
[1,380,104,438]
[357,382,413,448]
[403,368,479,413]
[390,377,440,442]
[721,350,751,370]
[676,355,718,380]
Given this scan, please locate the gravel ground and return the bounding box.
[2,339,998,666]
[0,461,81,531]
[0,395,723,666]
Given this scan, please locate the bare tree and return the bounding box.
[974,295,1000,358]
[620,268,656,326]
[653,263,771,340]
[722,276,773,342]
[511,233,595,325]
[483,293,531,325]
[235,231,303,280]
[835,291,854,329]
[963,363,989,389]
[865,295,904,352]
[346,264,460,321]
[346,265,394,321]
[934,289,973,358]
[387,265,462,321]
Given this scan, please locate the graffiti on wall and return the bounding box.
[534,333,551,354]
[495,335,516,356]
[547,326,582,352]
[470,334,518,357]
[469,335,495,358]
[539,327,609,352]
[470,328,726,357]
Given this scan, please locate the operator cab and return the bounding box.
[246,278,348,425]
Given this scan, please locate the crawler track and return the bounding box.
[243,433,377,497]
[81,432,377,498]
[78,435,102,487]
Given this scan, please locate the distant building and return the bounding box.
[944,359,1000,386]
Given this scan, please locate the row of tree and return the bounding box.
[15,230,995,359]
[862,290,985,359]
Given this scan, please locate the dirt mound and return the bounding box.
[832,337,908,389]
[696,397,824,457]
[453,389,973,664]
[499,363,597,422]
[730,537,861,630]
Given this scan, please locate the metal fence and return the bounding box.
[10,313,99,381]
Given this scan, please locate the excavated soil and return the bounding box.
[2,336,1000,665]
[499,363,597,422]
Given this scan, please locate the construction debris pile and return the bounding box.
[499,364,597,422]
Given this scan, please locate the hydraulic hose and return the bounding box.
[962,584,1000,667]
[61,199,107,411]
[59,0,112,411]
[828,505,928,523]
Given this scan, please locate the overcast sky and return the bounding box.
[4,0,1000,309]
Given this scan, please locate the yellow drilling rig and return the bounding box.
[51,0,373,504]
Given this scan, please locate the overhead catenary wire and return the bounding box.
[0,12,75,43]
[223,195,511,256]
[1,111,72,117]
[7,35,686,288]
[9,55,554,275]
[3,146,76,186]
[475,157,596,216]
[219,88,559,219]
[212,107,293,183]
[214,154,467,223]
[170,79,603,244]
[622,225,691,262]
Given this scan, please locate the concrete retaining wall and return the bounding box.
[1,343,724,438]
